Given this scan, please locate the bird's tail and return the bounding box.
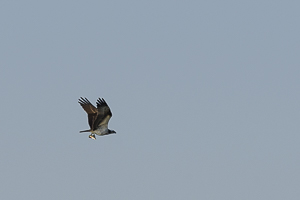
[79,129,91,133]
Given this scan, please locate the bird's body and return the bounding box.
[78,97,116,139]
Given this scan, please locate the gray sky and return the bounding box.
[1,1,299,199]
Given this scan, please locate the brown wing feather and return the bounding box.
[92,98,112,130]
[78,97,98,130]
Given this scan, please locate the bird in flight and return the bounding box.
[78,97,116,140]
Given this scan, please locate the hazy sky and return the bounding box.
[1,1,299,199]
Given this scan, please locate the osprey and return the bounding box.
[78,97,116,140]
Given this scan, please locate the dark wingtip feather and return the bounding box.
[96,97,108,107]
[78,97,92,105]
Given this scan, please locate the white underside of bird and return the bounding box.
[92,125,109,136]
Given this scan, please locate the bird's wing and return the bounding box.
[93,98,112,129]
[78,97,98,130]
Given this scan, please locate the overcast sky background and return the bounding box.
[1,1,299,199]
